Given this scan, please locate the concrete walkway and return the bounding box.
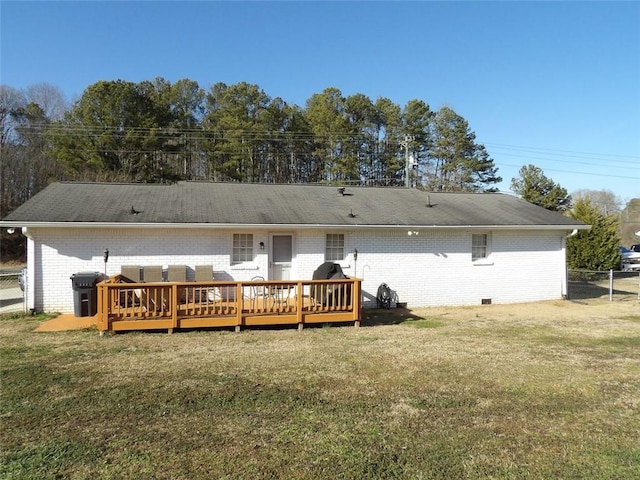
[0,286,24,314]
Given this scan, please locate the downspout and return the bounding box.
[21,227,36,313]
[562,229,579,299]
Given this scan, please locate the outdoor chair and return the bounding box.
[194,265,214,282]
[142,266,163,283]
[167,265,187,302]
[120,265,141,283]
[194,265,216,303]
[250,275,267,310]
[118,265,142,307]
[139,266,166,312]
[167,265,187,282]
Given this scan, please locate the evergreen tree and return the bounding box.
[403,99,433,188]
[427,106,501,192]
[5,78,501,189]
[50,80,161,181]
[304,87,349,182]
[373,97,403,185]
[511,164,571,211]
[204,82,272,182]
[567,197,621,270]
[344,93,377,183]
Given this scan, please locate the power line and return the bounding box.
[485,142,640,162]
[19,124,640,157]
[12,125,640,179]
[491,152,634,170]
[496,162,640,181]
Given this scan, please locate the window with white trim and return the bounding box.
[232,233,253,263]
[472,233,490,261]
[325,234,345,261]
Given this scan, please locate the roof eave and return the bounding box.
[1,221,590,231]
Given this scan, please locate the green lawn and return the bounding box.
[2,301,639,479]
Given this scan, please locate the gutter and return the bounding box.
[2,221,591,231]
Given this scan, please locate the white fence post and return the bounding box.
[608,269,613,302]
[23,268,28,313]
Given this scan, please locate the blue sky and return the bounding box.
[2,1,639,203]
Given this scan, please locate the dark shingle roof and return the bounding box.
[1,182,586,229]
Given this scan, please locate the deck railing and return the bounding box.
[97,276,361,333]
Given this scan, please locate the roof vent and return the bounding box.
[348,209,357,218]
[337,187,346,196]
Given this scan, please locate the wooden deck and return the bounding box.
[97,276,362,333]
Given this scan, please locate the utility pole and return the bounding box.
[401,134,414,188]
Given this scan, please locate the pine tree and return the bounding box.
[510,165,571,211]
[567,197,621,271]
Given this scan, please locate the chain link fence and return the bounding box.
[3,268,636,314]
[0,270,26,314]
[568,269,640,302]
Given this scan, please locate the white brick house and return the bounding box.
[1,182,587,313]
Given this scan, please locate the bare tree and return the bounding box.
[25,83,68,121]
[571,189,622,216]
[0,85,25,147]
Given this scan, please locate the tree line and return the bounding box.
[1,78,501,217]
[2,80,633,270]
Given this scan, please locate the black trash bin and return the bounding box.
[70,272,105,317]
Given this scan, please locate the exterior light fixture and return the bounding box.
[259,241,265,250]
[103,248,109,279]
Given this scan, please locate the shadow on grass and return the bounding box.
[228,308,426,330]
[361,307,425,327]
[105,308,428,334]
[568,280,637,301]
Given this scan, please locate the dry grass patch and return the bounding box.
[2,299,639,479]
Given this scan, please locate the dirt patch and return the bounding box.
[0,261,26,270]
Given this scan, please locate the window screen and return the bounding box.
[325,234,344,261]
[472,233,489,261]
[233,233,253,263]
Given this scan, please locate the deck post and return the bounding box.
[235,283,243,332]
[296,281,304,330]
[353,279,362,327]
[96,281,107,333]
[171,283,179,332]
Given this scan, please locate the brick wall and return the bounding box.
[25,226,568,312]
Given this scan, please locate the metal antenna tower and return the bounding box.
[401,134,415,188]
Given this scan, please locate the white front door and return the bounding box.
[270,234,292,280]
